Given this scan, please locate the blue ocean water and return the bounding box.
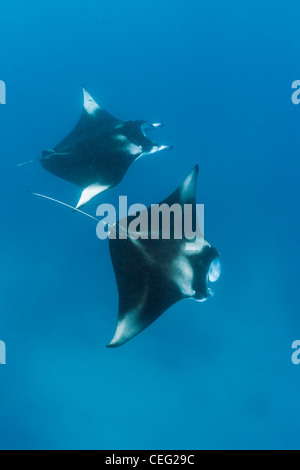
[0,0,300,450]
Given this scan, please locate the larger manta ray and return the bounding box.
[107,166,221,347]
[32,166,221,348]
[40,88,172,209]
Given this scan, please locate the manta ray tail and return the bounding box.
[30,191,122,238]
[31,192,100,222]
[17,149,68,167]
[17,159,39,167]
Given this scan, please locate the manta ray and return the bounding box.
[107,166,221,347]
[39,87,172,209]
[32,166,221,348]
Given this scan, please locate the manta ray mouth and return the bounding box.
[194,257,221,302]
[141,123,172,154]
[141,122,164,135]
[206,257,221,299]
[208,258,222,283]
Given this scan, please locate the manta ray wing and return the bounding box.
[107,166,221,347]
[108,234,183,347]
[50,87,120,153]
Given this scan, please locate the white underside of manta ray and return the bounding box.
[35,88,172,209]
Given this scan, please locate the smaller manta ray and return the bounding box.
[108,166,221,347]
[39,88,172,209]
